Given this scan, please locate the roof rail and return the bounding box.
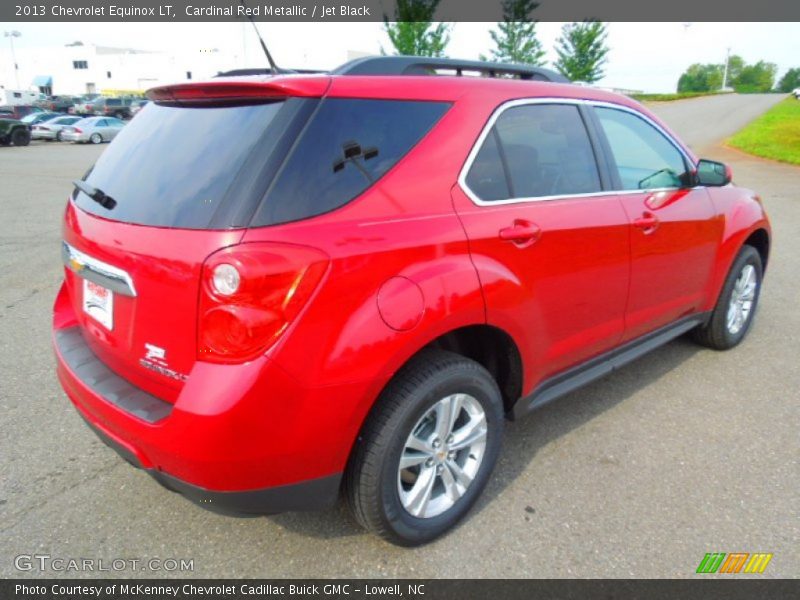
[331,56,569,83]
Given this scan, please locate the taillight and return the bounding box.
[198,243,329,363]
[73,128,82,133]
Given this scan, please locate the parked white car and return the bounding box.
[31,115,82,141]
[61,117,125,144]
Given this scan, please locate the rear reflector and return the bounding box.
[198,243,329,363]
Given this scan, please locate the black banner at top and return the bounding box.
[3,0,800,22]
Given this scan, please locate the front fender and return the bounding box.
[702,187,771,311]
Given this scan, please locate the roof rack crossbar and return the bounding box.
[331,56,569,83]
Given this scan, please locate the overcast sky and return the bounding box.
[2,22,798,92]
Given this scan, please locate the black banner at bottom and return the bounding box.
[2,579,798,600]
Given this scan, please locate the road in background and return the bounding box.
[1,94,797,578]
[648,93,785,151]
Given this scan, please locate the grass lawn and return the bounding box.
[727,97,800,165]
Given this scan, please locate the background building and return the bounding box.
[0,41,236,96]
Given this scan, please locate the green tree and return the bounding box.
[481,0,544,65]
[777,68,800,92]
[677,63,724,93]
[725,54,745,85]
[731,60,778,93]
[383,0,450,58]
[553,21,609,83]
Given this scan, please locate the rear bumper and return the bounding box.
[52,273,368,515]
[54,324,344,514]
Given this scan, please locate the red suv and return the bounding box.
[53,57,770,546]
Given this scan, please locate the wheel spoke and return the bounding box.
[433,397,453,440]
[446,459,473,491]
[399,451,429,470]
[450,414,487,451]
[405,433,433,454]
[439,463,463,502]
[726,302,737,330]
[404,466,436,517]
[447,394,464,436]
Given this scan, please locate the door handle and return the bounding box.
[633,211,659,233]
[499,219,541,247]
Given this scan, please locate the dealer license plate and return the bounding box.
[82,278,114,330]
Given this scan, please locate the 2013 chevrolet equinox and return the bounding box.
[53,57,770,546]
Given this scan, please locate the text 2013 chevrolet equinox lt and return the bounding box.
[53,57,771,546]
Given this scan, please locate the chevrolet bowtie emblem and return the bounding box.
[69,257,85,273]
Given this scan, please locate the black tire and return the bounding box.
[693,245,763,350]
[56,130,64,142]
[11,128,31,147]
[345,349,504,546]
[90,133,103,144]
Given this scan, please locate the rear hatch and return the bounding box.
[62,80,326,402]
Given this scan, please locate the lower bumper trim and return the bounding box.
[81,415,342,516]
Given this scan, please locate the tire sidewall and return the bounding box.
[713,246,763,347]
[90,133,102,144]
[12,128,30,146]
[376,367,503,545]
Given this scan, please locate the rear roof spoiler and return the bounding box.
[146,79,329,103]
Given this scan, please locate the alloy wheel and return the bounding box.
[726,264,757,335]
[397,393,488,519]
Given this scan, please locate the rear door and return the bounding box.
[62,97,314,402]
[453,100,630,386]
[591,105,719,341]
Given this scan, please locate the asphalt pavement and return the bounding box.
[0,93,797,578]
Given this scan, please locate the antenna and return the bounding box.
[238,0,279,75]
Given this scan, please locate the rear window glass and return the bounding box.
[252,99,450,226]
[74,102,287,228]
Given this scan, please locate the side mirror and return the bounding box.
[696,159,732,186]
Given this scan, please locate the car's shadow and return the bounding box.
[267,335,702,541]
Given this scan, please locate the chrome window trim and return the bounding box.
[62,241,137,297]
[457,97,698,207]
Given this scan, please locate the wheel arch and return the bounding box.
[743,227,770,272]
[425,324,523,413]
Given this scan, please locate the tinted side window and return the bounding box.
[464,130,510,201]
[253,99,449,226]
[466,104,602,201]
[595,107,688,190]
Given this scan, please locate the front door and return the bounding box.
[592,106,720,342]
[453,101,631,391]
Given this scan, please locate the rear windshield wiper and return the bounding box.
[72,180,117,210]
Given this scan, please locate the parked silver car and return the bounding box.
[61,117,126,144]
[31,115,82,141]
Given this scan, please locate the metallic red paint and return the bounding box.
[53,73,770,503]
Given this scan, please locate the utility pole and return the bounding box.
[4,30,21,88]
[721,47,731,90]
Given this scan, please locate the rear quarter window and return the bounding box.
[251,98,450,226]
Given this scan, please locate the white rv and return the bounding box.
[0,89,41,106]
